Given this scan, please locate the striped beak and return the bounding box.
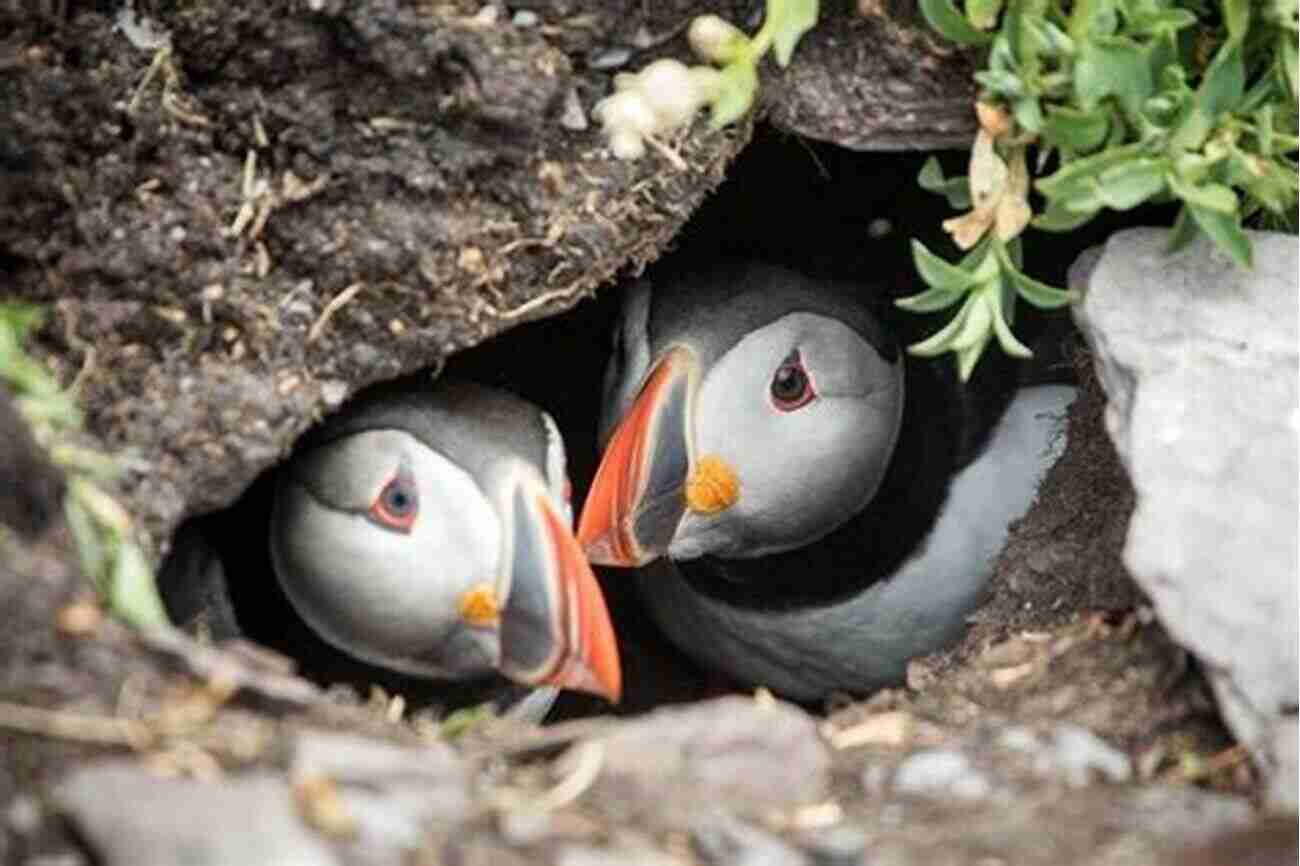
[497,479,622,703]
[577,347,698,568]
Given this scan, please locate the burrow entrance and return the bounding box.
[157,124,1167,720]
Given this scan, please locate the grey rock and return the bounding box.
[569,696,830,828]
[999,723,1132,788]
[871,721,1132,805]
[291,730,473,853]
[55,763,338,866]
[854,779,1255,866]
[1071,227,1299,810]
[797,824,870,866]
[891,749,993,802]
[559,87,589,132]
[691,811,809,866]
[555,842,687,866]
[497,807,554,845]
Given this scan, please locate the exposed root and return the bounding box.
[307,283,364,345]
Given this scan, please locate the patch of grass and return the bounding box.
[0,303,168,629]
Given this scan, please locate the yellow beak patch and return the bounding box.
[458,584,500,627]
[685,454,740,515]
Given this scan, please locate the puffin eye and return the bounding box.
[369,469,419,533]
[770,351,816,412]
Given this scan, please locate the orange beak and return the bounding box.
[577,347,696,568]
[499,486,622,703]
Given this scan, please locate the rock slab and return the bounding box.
[1071,227,1299,810]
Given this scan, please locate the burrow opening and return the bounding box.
[157,124,1167,721]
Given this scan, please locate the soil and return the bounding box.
[0,1,1289,864]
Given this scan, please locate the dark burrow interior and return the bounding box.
[157,123,1170,722]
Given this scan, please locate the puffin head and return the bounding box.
[270,380,621,702]
[579,262,905,566]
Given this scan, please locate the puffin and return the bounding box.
[576,260,1074,702]
[165,377,622,721]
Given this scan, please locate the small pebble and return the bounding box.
[799,824,869,866]
[588,45,633,71]
[499,807,553,844]
[1047,724,1132,787]
[560,88,588,131]
[56,600,103,636]
[891,749,992,802]
[320,380,349,409]
[6,795,41,834]
[512,10,539,27]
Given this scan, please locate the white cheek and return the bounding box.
[273,453,502,665]
[688,373,903,559]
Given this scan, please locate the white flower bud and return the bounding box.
[634,58,707,128]
[593,89,658,136]
[609,129,646,160]
[688,15,748,65]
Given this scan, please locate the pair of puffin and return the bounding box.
[250,260,1073,714]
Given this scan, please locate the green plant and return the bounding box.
[910,0,1299,377]
[0,303,168,629]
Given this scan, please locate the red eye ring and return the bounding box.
[770,351,816,412]
[369,469,419,533]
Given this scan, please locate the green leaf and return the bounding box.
[64,495,109,594]
[959,235,995,269]
[1280,34,1298,100]
[709,61,759,128]
[907,292,981,356]
[1165,205,1200,253]
[440,703,499,740]
[955,330,994,380]
[988,29,1019,73]
[109,539,169,629]
[1127,7,1198,35]
[896,285,970,312]
[1168,174,1239,212]
[1170,105,1215,152]
[993,242,1077,307]
[917,157,973,208]
[948,290,995,351]
[910,239,982,293]
[975,69,1027,96]
[1041,105,1109,151]
[767,0,820,67]
[1074,36,1154,117]
[1008,267,1078,307]
[1188,204,1253,267]
[1033,198,1100,230]
[1222,0,1251,43]
[967,0,1005,31]
[1013,96,1044,132]
[1197,41,1246,117]
[1094,158,1168,209]
[1027,18,1076,57]
[988,285,1034,357]
[919,0,995,45]
[1036,140,1146,198]
[0,302,45,344]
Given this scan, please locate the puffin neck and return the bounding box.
[675,356,1016,612]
